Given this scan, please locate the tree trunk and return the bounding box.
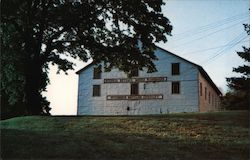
[24,60,43,115]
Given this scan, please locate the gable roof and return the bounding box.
[76,62,94,74]
[76,46,222,95]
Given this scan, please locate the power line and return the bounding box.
[165,34,248,78]
[203,34,249,65]
[173,17,248,41]
[181,40,249,55]
[170,19,247,49]
[157,32,249,76]
[173,16,248,41]
[173,12,249,38]
[159,32,248,62]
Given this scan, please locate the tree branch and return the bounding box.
[35,0,52,60]
[41,27,71,63]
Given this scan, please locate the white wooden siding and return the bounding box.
[77,48,200,115]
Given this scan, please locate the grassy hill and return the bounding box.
[1,111,249,160]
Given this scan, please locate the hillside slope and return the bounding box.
[1,111,249,160]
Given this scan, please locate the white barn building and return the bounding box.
[76,47,222,115]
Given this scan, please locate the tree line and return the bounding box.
[222,23,250,110]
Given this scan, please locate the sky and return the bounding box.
[43,0,250,115]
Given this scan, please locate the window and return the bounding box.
[200,82,202,96]
[172,63,180,75]
[131,68,139,77]
[208,91,211,104]
[212,94,214,106]
[172,82,180,94]
[93,66,101,79]
[131,83,139,95]
[205,87,207,100]
[93,85,101,97]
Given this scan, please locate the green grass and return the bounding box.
[1,111,250,160]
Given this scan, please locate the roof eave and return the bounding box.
[197,66,222,96]
[75,63,94,74]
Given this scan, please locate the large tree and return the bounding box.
[223,24,250,110]
[1,0,172,116]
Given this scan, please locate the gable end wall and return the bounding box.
[77,49,202,115]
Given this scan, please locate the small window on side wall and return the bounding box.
[93,66,102,79]
[93,85,101,97]
[172,82,180,94]
[131,83,139,95]
[172,63,180,75]
[205,87,207,100]
[208,91,211,104]
[200,82,203,96]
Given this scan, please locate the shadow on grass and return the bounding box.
[1,127,249,160]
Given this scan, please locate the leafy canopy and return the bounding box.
[2,0,172,73]
[1,0,172,115]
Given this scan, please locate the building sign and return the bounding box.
[107,94,163,100]
[104,77,167,83]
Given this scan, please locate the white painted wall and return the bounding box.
[77,48,200,115]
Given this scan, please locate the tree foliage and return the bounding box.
[223,24,250,110]
[1,0,172,117]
